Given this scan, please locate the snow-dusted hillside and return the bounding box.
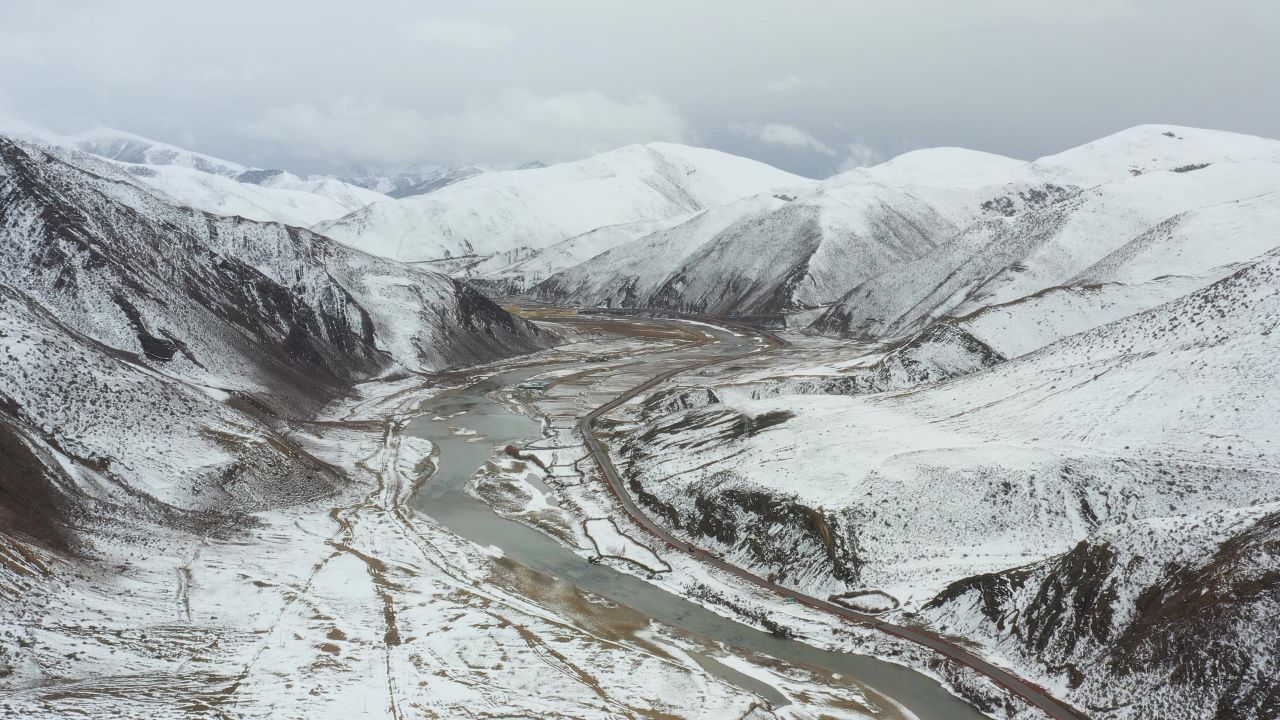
[814,127,1280,340]
[317,142,810,264]
[0,131,546,621]
[1,137,544,388]
[66,126,248,176]
[4,125,388,226]
[533,148,1073,317]
[0,285,344,517]
[385,164,486,198]
[466,215,690,295]
[116,162,384,227]
[925,502,1280,720]
[612,241,1280,718]
[337,163,479,196]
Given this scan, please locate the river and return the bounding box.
[407,318,989,719]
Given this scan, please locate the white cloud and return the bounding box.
[407,18,514,51]
[731,122,835,155]
[836,141,883,171]
[242,89,688,166]
[764,74,827,93]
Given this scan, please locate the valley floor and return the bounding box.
[2,312,998,719]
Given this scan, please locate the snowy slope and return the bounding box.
[0,285,343,515]
[814,156,1280,339]
[66,126,247,176]
[0,131,549,622]
[11,125,386,226]
[119,163,382,227]
[951,191,1280,358]
[317,142,811,263]
[534,160,1072,316]
[615,246,1280,717]
[386,164,486,198]
[924,502,1280,720]
[1026,124,1280,187]
[0,136,546,389]
[466,215,692,295]
[838,146,1028,189]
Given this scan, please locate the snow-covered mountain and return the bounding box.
[67,127,248,176]
[532,148,1072,317]
[1026,123,1280,186]
[0,134,545,533]
[336,163,488,199]
[337,163,465,195]
[1,124,388,226]
[614,241,1280,719]
[513,125,1280,331]
[814,126,1280,339]
[113,162,385,227]
[316,142,811,269]
[385,164,487,198]
[468,215,692,296]
[579,125,1280,719]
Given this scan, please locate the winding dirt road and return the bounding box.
[573,313,1090,720]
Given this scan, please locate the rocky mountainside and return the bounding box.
[316,142,810,270]
[925,503,1280,719]
[915,251,1280,718]
[0,134,546,553]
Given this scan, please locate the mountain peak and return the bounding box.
[64,126,248,177]
[837,146,1027,189]
[1030,124,1280,186]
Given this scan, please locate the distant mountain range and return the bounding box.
[316,142,809,275]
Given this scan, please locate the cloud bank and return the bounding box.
[244,90,689,166]
[731,122,836,155]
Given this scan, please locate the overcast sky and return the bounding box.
[3,1,1278,177]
